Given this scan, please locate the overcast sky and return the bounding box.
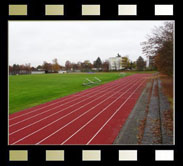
[9,21,166,67]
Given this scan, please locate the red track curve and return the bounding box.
[9,74,151,145]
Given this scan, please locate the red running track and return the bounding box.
[9,74,151,145]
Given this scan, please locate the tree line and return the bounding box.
[41,57,110,73]
[9,58,110,75]
[9,55,149,75]
[64,58,110,72]
[9,63,31,75]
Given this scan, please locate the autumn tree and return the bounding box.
[141,22,173,75]
[77,61,82,71]
[72,63,79,71]
[122,56,130,70]
[31,66,36,71]
[102,61,109,72]
[65,60,72,71]
[81,60,92,72]
[9,66,13,74]
[52,58,60,72]
[42,61,53,73]
[136,56,145,71]
[25,63,31,72]
[9,63,32,75]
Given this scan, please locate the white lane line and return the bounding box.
[36,79,142,145]
[11,78,139,144]
[9,78,129,128]
[60,79,145,144]
[86,79,146,144]
[9,76,125,120]
[10,78,134,136]
[9,75,129,122]
[9,78,122,121]
[61,79,146,144]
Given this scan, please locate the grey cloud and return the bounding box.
[9,21,169,67]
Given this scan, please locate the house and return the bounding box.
[31,70,45,74]
[108,57,123,71]
[9,70,31,75]
[58,70,67,74]
[92,67,102,71]
[146,56,155,69]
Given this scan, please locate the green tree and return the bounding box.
[36,65,42,70]
[94,57,102,71]
[136,56,145,71]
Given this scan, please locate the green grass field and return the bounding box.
[9,72,128,114]
[9,71,155,114]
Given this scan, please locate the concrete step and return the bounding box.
[142,77,162,144]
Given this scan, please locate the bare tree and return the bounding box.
[65,60,72,71]
[141,22,173,75]
[102,61,109,72]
